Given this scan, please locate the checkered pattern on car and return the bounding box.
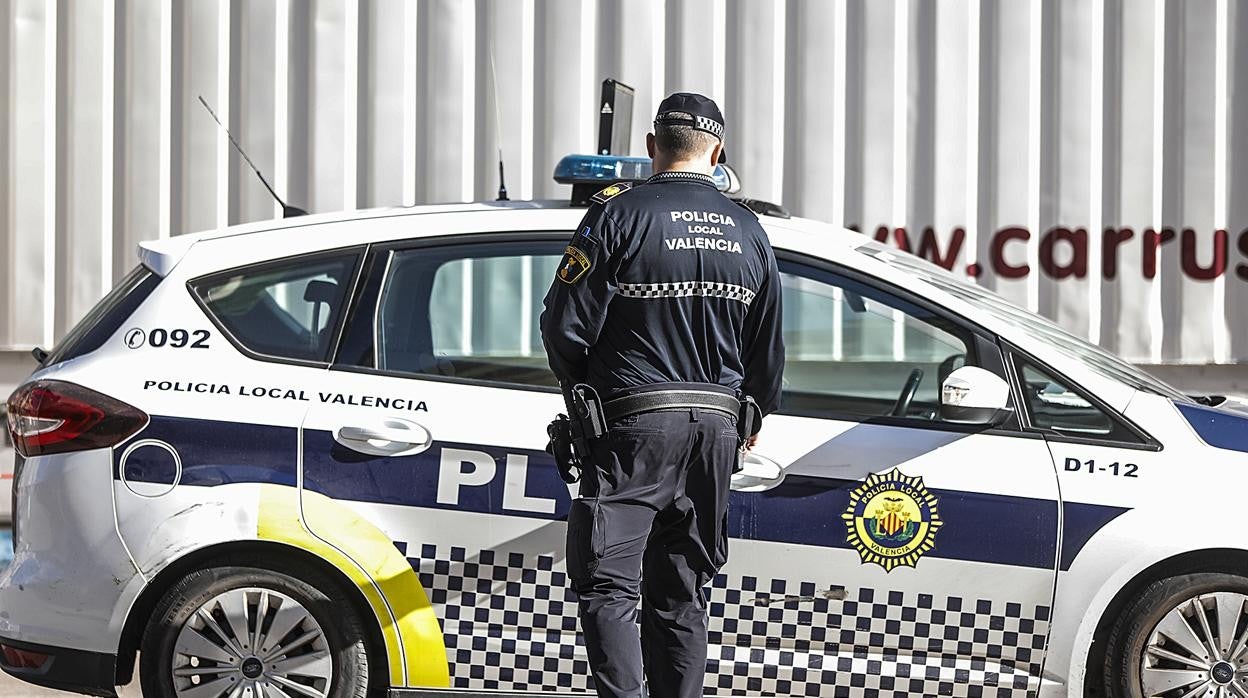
[617,281,758,306]
[394,543,1048,696]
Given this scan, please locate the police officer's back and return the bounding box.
[540,93,785,698]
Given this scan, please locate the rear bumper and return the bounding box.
[0,636,117,697]
[0,449,140,653]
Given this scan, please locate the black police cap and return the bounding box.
[653,92,725,140]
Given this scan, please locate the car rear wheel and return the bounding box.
[1105,573,1248,698]
[140,565,372,698]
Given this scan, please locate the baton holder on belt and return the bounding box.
[570,384,608,440]
[737,396,760,443]
[735,396,760,473]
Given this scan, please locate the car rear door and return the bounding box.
[711,257,1062,696]
[112,249,363,577]
[299,236,585,691]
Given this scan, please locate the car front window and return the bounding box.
[778,260,975,421]
[855,241,1190,402]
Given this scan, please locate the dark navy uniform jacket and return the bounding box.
[540,171,785,418]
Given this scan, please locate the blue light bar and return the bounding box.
[553,154,734,192]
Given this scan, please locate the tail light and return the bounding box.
[5,380,147,458]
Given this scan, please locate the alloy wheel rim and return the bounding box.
[171,587,332,698]
[1141,591,1248,698]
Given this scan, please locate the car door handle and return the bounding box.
[337,425,427,445]
[731,452,784,492]
[334,419,432,456]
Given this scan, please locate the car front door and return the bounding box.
[712,259,1061,696]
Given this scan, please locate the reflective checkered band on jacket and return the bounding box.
[618,281,757,306]
[395,542,1048,696]
[647,171,716,186]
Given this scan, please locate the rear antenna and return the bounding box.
[497,156,508,202]
[488,51,509,201]
[197,95,307,218]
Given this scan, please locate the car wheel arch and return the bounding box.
[1080,547,1248,697]
[113,539,390,691]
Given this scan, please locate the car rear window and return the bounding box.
[191,252,360,364]
[43,265,161,366]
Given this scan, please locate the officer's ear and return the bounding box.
[646,133,656,159]
[708,141,723,168]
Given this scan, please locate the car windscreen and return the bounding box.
[854,240,1190,402]
[43,265,161,366]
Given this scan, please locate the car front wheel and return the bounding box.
[140,565,372,698]
[1105,572,1248,698]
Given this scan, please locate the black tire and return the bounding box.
[140,565,373,698]
[1103,572,1248,698]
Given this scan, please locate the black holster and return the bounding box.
[546,383,607,484]
[546,416,580,484]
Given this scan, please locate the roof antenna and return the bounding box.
[488,51,509,201]
[197,95,307,218]
[497,156,508,202]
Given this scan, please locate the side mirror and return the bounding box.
[940,367,1013,425]
[717,164,742,194]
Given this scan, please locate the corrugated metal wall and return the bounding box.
[2,0,1247,364]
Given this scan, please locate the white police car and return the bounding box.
[3,157,1248,698]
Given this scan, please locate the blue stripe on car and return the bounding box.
[1060,501,1129,570]
[116,415,297,487]
[122,416,1127,571]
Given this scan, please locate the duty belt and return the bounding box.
[602,390,740,423]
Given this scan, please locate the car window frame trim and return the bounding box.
[779,250,1159,447]
[329,231,568,390]
[1002,340,1162,452]
[772,251,1038,433]
[330,232,1047,439]
[186,244,370,369]
[325,230,1149,448]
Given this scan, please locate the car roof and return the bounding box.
[138,200,865,276]
[138,201,563,275]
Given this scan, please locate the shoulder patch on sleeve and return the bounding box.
[590,181,633,204]
[556,226,598,284]
[557,246,592,284]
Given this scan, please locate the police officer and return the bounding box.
[540,93,785,697]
